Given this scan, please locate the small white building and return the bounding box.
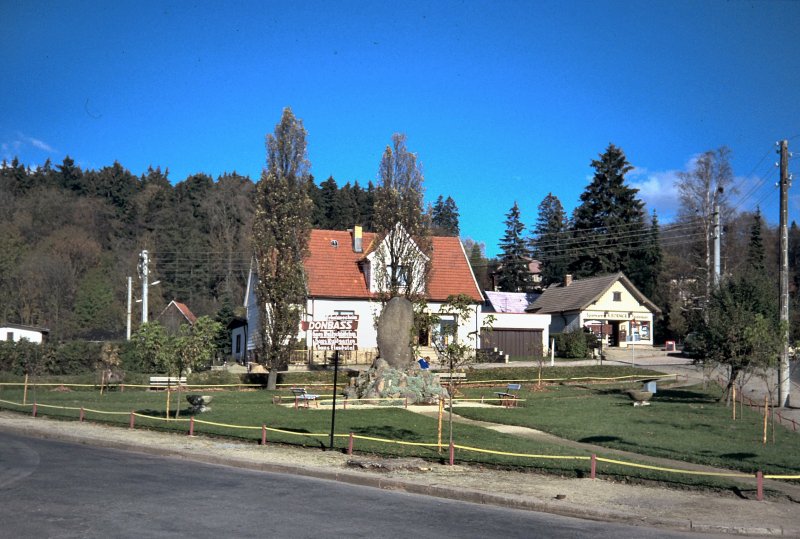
[482,291,551,358]
[1,323,49,344]
[526,273,660,348]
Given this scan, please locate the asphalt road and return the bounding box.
[0,432,723,539]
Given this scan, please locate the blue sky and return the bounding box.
[2,0,799,257]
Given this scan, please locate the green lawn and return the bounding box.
[1,368,797,492]
[456,381,800,477]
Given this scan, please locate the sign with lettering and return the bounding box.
[311,314,359,351]
[585,311,632,320]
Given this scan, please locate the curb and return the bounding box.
[0,419,792,536]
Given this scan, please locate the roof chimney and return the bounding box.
[564,274,573,287]
[353,225,363,253]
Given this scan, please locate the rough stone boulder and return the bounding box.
[345,358,448,405]
[376,296,414,368]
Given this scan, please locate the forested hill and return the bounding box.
[0,157,399,341]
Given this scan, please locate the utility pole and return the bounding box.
[138,250,150,324]
[713,202,721,288]
[126,276,132,340]
[778,140,791,408]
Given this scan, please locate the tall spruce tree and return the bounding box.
[431,195,460,236]
[496,202,532,292]
[531,193,568,286]
[569,144,648,285]
[253,107,313,389]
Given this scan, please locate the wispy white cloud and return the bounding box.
[0,132,58,161]
[24,136,56,152]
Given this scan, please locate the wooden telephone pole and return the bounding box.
[778,140,791,408]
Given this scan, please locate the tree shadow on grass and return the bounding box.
[136,408,193,418]
[653,389,717,404]
[578,435,624,444]
[721,452,758,460]
[354,426,418,440]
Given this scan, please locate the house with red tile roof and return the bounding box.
[237,225,487,365]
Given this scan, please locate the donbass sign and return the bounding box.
[310,314,359,351]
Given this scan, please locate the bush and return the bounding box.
[188,369,242,386]
[554,329,596,359]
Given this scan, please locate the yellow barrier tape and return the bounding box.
[351,434,440,448]
[0,398,31,406]
[454,444,591,460]
[191,419,262,430]
[595,457,752,478]
[131,413,190,423]
[764,474,800,480]
[81,408,131,416]
[35,403,82,411]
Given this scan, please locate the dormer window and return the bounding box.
[613,292,622,302]
[387,265,410,288]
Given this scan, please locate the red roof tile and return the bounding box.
[304,229,482,302]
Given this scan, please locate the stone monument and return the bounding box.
[375,296,415,368]
[346,296,447,404]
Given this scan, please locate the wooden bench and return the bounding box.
[436,372,467,385]
[149,376,187,390]
[290,387,319,409]
[495,383,521,408]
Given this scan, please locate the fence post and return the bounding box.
[79,407,85,422]
[404,397,408,409]
[756,471,763,501]
[590,454,597,479]
[32,402,37,418]
[129,410,135,429]
[120,384,125,393]
[449,441,455,466]
[348,432,354,455]
[261,424,267,446]
[189,416,195,436]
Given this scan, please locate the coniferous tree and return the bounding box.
[253,107,313,389]
[531,193,568,286]
[569,144,647,285]
[746,207,766,273]
[496,202,532,292]
[318,176,339,229]
[336,182,360,230]
[431,195,460,236]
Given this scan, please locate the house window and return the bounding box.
[386,265,409,288]
[334,310,355,316]
[235,334,241,354]
[613,292,622,302]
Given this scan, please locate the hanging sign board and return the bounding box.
[311,314,359,350]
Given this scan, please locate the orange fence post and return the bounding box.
[261,424,267,446]
[189,417,195,436]
[32,402,37,418]
[79,407,85,422]
[756,471,763,501]
[590,454,597,479]
[348,432,354,455]
[129,410,135,429]
[449,441,455,466]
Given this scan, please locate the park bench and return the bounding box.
[290,387,319,409]
[149,376,187,390]
[436,372,468,397]
[495,383,521,408]
[436,372,467,385]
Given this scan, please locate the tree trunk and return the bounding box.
[267,369,278,391]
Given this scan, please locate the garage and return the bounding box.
[481,328,543,359]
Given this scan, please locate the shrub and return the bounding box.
[554,329,596,359]
[188,369,242,386]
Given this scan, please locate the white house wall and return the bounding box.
[303,299,482,350]
[1,327,44,344]
[579,280,655,347]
